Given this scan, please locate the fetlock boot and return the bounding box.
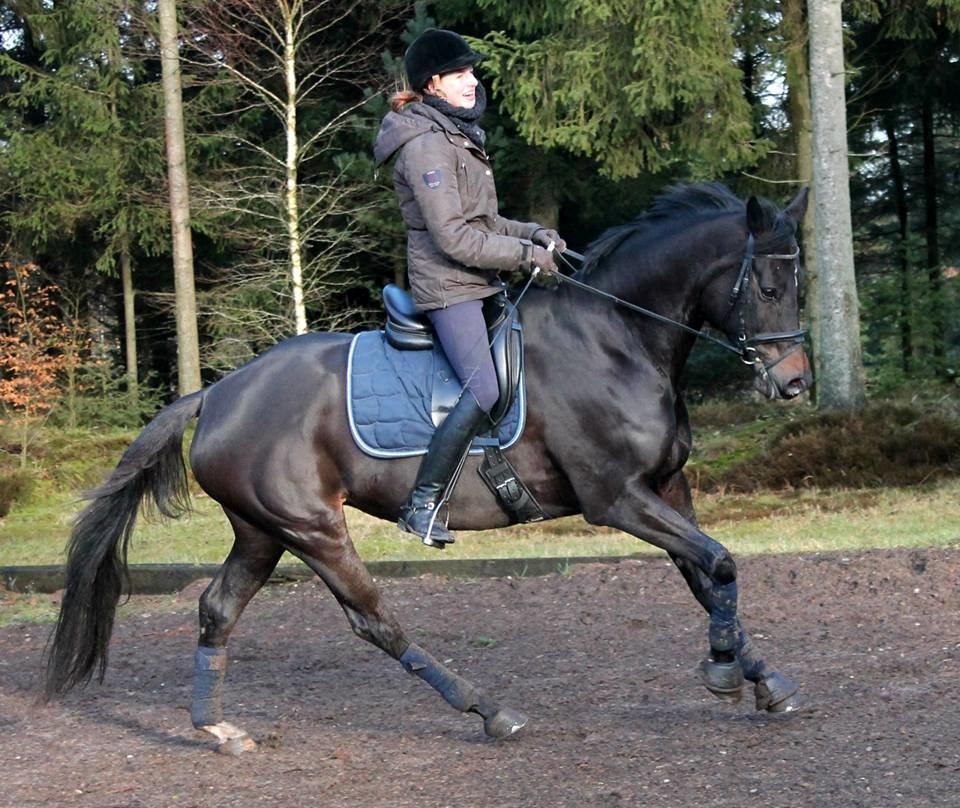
[398,393,490,548]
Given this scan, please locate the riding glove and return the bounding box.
[532,227,567,254]
[530,245,559,276]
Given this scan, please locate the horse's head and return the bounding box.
[578,182,813,399]
[720,187,812,400]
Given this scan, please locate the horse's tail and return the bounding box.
[44,390,204,700]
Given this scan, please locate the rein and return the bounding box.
[551,252,744,356]
[551,240,805,364]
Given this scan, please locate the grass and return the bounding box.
[698,482,960,554]
[3,478,959,569]
[4,392,960,568]
[4,392,960,629]
[3,480,958,628]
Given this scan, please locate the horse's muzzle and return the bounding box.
[753,344,813,400]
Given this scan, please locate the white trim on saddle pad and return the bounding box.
[346,331,527,459]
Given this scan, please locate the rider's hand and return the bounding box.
[530,245,558,276]
[532,227,567,254]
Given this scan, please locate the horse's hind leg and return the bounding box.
[658,471,801,712]
[190,510,284,753]
[284,508,528,739]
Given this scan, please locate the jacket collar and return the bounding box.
[406,102,487,156]
[373,102,488,167]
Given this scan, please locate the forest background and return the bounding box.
[1,0,960,552]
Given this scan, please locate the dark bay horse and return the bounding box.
[46,183,812,752]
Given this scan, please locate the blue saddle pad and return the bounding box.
[347,331,525,458]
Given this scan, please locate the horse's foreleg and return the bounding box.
[191,511,284,753]
[287,516,527,739]
[585,478,746,700]
[669,553,800,711]
[657,471,801,712]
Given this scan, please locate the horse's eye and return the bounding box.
[759,286,778,301]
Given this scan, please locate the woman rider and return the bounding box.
[373,28,566,548]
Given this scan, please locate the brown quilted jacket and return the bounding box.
[374,102,540,310]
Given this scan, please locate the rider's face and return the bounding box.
[426,67,478,109]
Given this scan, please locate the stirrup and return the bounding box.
[397,503,456,549]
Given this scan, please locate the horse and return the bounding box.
[45,183,812,753]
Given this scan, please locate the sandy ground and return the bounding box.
[2,547,958,807]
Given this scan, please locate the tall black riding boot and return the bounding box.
[398,393,490,548]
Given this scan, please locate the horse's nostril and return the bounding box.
[784,378,806,397]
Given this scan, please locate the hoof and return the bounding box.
[198,721,257,754]
[699,658,744,703]
[216,734,258,756]
[754,671,801,713]
[483,707,528,739]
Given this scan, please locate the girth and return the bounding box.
[382,284,522,427]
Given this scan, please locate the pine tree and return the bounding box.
[453,0,762,179]
[0,0,171,396]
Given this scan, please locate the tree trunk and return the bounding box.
[921,93,945,375]
[740,49,758,113]
[284,7,308,336]
[808,0,866,411]
[119,233,139,396]
[108,58,140,400]
[159,0,202,394]
[884,115,912,376]
[783,0,820,393]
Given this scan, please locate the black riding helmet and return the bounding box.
[404,28,484,92]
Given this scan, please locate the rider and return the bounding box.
[373,28,566,548]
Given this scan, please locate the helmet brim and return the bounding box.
[431,50,484,79]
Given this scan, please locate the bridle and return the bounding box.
[550,236,806,378]
[721,234,805,389]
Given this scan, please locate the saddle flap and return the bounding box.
[487,307,522,426]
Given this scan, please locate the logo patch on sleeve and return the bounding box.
[422,169,442,189]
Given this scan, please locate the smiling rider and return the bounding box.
[373,28,567,547]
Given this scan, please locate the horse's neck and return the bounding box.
[562,218,743,374]
[608,218,740,304]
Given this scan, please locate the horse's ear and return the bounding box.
[746,196,767,236]
[785,186,810,223]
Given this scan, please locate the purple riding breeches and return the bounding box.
[426,299,499,413]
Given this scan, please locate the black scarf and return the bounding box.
[422,82,487,150]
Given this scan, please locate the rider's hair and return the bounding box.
[390,88,423,112]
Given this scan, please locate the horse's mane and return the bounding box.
[580,183,789,277]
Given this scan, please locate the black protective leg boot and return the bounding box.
[398,393,490,548]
